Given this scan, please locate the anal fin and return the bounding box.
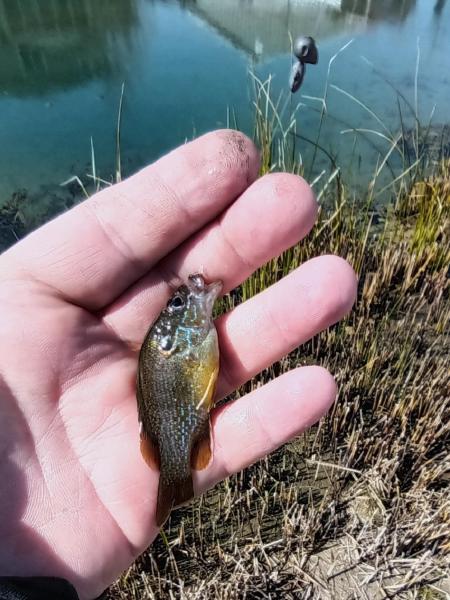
[140,428,160,470]
[191,423,212,470]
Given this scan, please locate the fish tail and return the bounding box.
[156,474,194,527]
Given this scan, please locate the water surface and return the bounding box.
[1,0,449,215]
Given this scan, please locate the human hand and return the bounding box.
[0,130,356,599]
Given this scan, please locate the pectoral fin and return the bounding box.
[195,365,219,411]
[190,355,217,470]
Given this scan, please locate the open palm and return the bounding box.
[0,131,356,599]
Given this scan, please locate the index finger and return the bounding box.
[3,130,259,310]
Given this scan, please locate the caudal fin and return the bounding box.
[156,475,194,527]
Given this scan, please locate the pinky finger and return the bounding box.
[194,366,337,492]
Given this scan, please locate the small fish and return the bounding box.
[137,274,222,527]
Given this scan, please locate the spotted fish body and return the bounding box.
[137,274,222,526]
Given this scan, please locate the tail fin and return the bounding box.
[156,474,194,527]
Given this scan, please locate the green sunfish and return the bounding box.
[137,274,222,526]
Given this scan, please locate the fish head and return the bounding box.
[150,274,222,356]
[184,273,222,322]
[167,273,222,328]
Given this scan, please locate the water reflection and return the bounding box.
[0,0,138,95]
[434,0,447,16]
[341,0,416,21]
[183,0,416,61]
[0,0,420,96]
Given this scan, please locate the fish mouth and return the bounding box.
[187,274,222,313]
[188,274,222,296]
[205,280,223,299]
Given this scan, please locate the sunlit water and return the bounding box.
[0,0,449,218]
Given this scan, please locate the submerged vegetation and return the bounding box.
[1,70,448,598]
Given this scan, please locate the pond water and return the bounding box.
[1,0,449,217]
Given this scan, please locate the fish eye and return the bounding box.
[168,294,185,310]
